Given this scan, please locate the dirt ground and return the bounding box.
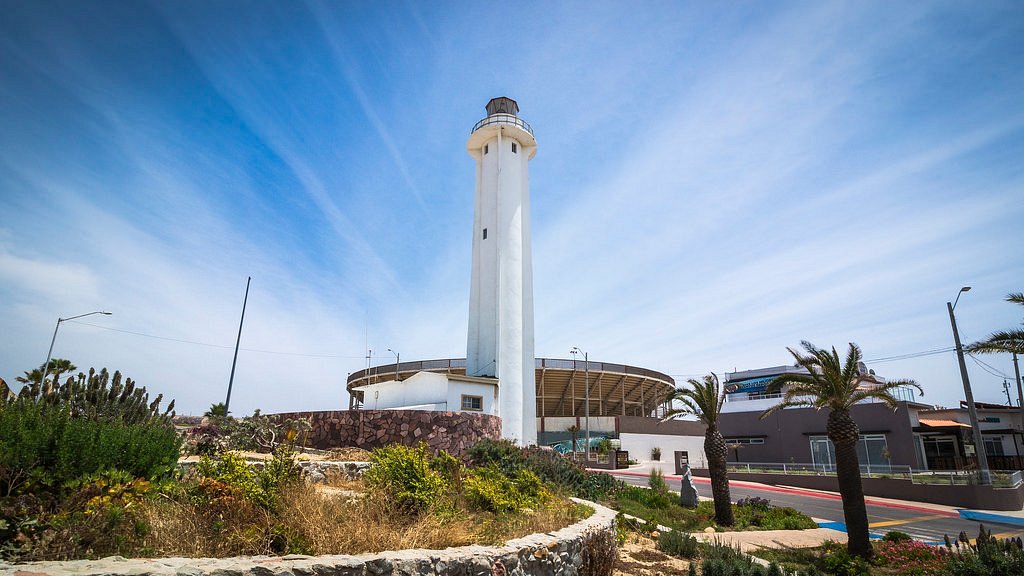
[613,533,693,576]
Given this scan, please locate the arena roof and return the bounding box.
[346,357,676,418]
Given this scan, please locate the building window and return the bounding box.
[484,144,488,154]
[511,142,517,153]
[724,437,765,445]
[984,436,1005,457]
[482,228,487,240]
[461,395,483,411]
[809,434,889,470]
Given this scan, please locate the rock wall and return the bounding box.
[274,410,503,456]
[2,498,618,576]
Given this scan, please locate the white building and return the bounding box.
[353,371,498,414]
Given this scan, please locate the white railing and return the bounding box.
[724,462,1023,487]
[725,462,912,479]
[471,113,534,136]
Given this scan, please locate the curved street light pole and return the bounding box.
[41,310,112,387]
[947,286,991,484]
[387,348,400,382]
[572,347,590,461]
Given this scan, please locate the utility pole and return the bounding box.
[224,276,251,415]
[947,287,991,484]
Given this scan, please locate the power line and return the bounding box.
[968,353,1011,379]
[68,320,367,359]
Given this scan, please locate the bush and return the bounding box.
[875,539,948,575]
[656,529,699,558]
[0,368,179,495]
[364,444,452,516]
[882,530,913,542]
[464,464,547,514]
[468,440,623,501]
[818,540,871,576]
[944,524,1024,576]
[648,468,670,494]
[699,538,781,575]
[736,496,771,511]
[195,449,299,510]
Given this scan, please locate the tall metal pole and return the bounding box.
[1014,353,1023,468]
[224,276,251,415]
[948,292,991,484]
[584,351,590,460]
[387,348,400,382]
[41,311,111,387]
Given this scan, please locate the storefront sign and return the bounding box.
[724,376,774,394]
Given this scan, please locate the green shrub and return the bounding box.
[648,468,670,494]
[656,528,699,558]
[364,444,452,515]
[464,464,547,514]
[467,438,526,476]
[195,450,298,510]
[468,440,623,501]
[0,368,179,495]
[882,530,913,542]
[944,524,1024,576]
[818,540,871,576]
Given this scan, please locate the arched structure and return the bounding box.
[346,357,675,419]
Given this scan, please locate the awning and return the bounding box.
[918,418,970,428]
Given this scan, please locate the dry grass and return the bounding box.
[325,447,372,461]
[131,481,589,558]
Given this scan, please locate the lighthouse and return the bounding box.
[466,97,537,446]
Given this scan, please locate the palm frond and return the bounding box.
[1007,292,1024,306]
[760,397,817,418]
[849,378,922,410]
[967,330,1024,355]
[662,373,723,426]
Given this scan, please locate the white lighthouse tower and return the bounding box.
[466,97,537,446]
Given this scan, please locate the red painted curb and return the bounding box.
[600,469,960,518]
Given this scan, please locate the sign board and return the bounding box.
[964,443,976,455]
[615,450,629,469]
[723,376,774,394]
[675,450,690,474]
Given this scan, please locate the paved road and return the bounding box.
[609,471,1024,545]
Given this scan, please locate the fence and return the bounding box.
[724,462,1024,487]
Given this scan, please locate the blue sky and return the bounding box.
[1,1,1022,416]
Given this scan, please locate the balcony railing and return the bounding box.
[471,113,534,136]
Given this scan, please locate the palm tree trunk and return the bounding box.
[705,426,734,526]
[827,409,872,559]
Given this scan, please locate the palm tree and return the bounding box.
[967,292,1024,466]
[662,373,734,526]
[761,341,921,560]
[16,358,77,395]
[566,424,581,454]
[205,402,228,418]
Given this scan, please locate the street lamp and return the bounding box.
[947,286,991,484]
[571,347,590,461]
[41,310,112,387]
[387,348,400,382]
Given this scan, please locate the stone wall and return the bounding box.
[2,498,618,576]
[274,410,503,456]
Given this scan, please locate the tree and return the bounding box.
[966,292,1024,358]
[662,373,734,526]
[205,401,228,418]
[567,424,581,454]
[761,341,921,560]
[16,358,77,394]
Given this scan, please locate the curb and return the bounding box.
[958,509,1024,527]
[603,469,960,518]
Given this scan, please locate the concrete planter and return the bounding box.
[1,499,618,576]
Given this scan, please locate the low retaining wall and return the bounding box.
[693,469,1024,510]
[1,498,618,576]
[274,410,502,456]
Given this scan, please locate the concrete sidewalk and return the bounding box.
[602,464,1024,527]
